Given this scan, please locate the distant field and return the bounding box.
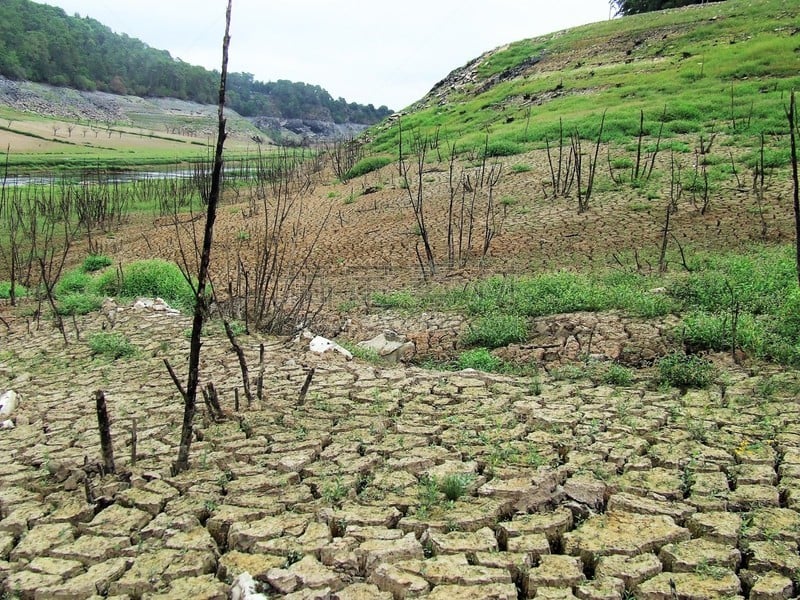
[0,106,262,171]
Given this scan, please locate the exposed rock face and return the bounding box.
[344,310,679,367]
[248,116,367,142]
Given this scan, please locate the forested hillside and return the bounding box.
[0,0,392,124]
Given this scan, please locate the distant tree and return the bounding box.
[610,0,724,16]
[0,0,393,123]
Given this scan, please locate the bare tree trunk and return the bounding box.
[174,0,232,474]
[788,91,800,287]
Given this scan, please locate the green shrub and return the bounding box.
[482,139,524,157]
[91,259,194,310]
[600,363,633,386]
[439,473,473,501]
[463,313,527,348]
[457,348,501,372]
[55,268,91,297]
[658,352,715,388]
[81,254,112,272]
[344,156,392,180]
[88,332,137,359]
[0,281,27,299]
[370,290,418,310]
[511,164,532,173]
[57,293,102,316]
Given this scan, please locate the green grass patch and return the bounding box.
[55,268,92,297]
[81,254,113,272]
[457,348,502,372]
[91,259,195,310]
[88,332,138,360]
[370,290,419,310]
[0,281,27,299]
[344,156,393,180]
[658,352,716,389]
[57,293,103,316]
[462,313,527,348]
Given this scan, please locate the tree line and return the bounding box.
[610,0,726,16]
[0,0,391,124]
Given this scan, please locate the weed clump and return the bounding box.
[88,332,137,359]
[0,281,27,299]
[344,156,392,180]
[57,293,102,316]
[457,348,501,372]
[463,313,527,349]
[91,259,194,310]
[81,254,113,272]
[658,352,715,389]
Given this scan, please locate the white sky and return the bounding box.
[35,0,613,110]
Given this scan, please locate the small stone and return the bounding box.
[369,562,430,597]
[506,532,551,562]
[288,555,344,591]
[497,508,573,546]
[217,550,284,582]
[27,556,83,579]
[109,549,182,596]
[595,553,662,591]
[575,577,626,600]
[10,522,74,561]
[266,567,300,594]
[635,571,741,600]
[564,476,607,509]
[745,508,800,544]
[727,485,780,511]
[161,550,216,582]
[357,532,424,573]
[747,571,794,600]
[747,540,800,577]
[142,574,227,599]
[606,492,695,524]
[426,583,518,599]
[533,588,580,599]
[51,535,131,565]
[658,538,741,572]
[686,511,742,546]
[424,526,498,555]
[36,557,128,599]
[78,504,152,539]
[563,512,689,568]
[395,555,512,586]
[527,555,585,597]
[4,569,62,599]
[333,582,393,600]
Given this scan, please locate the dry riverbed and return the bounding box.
[1,300,800,599]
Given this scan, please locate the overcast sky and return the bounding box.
[35,1,613,110]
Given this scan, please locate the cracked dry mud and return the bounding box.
[1,302,800,600]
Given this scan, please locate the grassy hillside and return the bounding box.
[368,0,799,156]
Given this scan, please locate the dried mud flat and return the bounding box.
[1,299,800,600]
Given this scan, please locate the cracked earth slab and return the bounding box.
[1,303,800,598]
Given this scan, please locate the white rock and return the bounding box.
[309,336,353,360]
[1,420,14,430]
[231,572,268,600]
[0,390,18,417]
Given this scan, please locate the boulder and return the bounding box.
[357,331,415,364]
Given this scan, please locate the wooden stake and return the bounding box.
[298,368,315,405]
[130,418,137,465]
[94,390,115,474]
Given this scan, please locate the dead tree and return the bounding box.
[173,0,232,475]
[788,91,800,287]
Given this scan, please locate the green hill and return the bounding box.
[0,0,391,125]
[367,0,799,155]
